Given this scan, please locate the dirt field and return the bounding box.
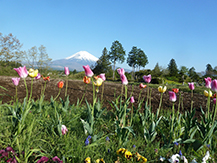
[0,76,214,117]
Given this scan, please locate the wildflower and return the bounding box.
[178,150,182,156]
[61,125,68,135]
[172,88,179,93]
[124,150,132,159]
[168,154,180,163]
[174,142,179,146]
[135,152,142,161]
[117,68,125,76]
[202,151,210,163]
[159,156,166,162]
[143,74,151,83]
[120,74,128,85]
[83,76,91,84]
[14,66,28,78]
[108,149,111,153]
[52,156,63,163]
[130,96,135,103]
[64,67,70,76]
[57,81,64,89]
[211,79,217,92]
[35,73,41,80]
[116,148,126,155]
[188,82,195,90]
[87,135,92,139]
[139,83,147,89]
[106,136,109,141]
[11,78,20,86]
[85,138,89,146]
[42,76,50,81]
[141,156,147,163]
[169,91,177,102]
[132,145,136,148]
[37,156,49,163]
[6,157,17,163]
[204,90,212,97]
[158,86,167,93]
[154,149,158,153]
[84,157,91,163]
[204,77,212,88]
[83,65,94,77]
[96,158,105,163]
[190,159,197,163]
[28,68,38,78]
[99,73,106,81]
[6,147,15,154]
[94,78,103,87]
[206,144,210,148]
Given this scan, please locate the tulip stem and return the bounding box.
[190,90,193,113]
[101,82,105,103]
[207,89,211,119]
[138,89,142,103]
[15,86,18,104]
[65,76,68,98]
[157,93,163,117]
[125,85,128,100]
[149,88,152,108]
[171,102,175,133]
[212,101,217,124]
[130,103,134,126]
[177,92,181,115]
[28,78,34,103]
[54,88,61,101]
[23,78,28,101]
[130,85,134,98]
[147,83,149,106]
[79,84,87,106]
[91,78,96,106]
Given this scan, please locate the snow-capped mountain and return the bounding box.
[50,51,99,71]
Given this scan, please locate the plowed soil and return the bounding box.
[0,76,214,118]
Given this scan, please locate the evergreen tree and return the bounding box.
[168,58,178,77]
[152,63,161,77]
[137,49,148,70]
[127,46,139,80]
[206,63,213,76]
[108,40,126,80]
[93,47,111,75]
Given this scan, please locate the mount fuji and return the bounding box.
[51,51,99,71]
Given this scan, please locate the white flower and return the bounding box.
[202,151,210,163]
[190,159,197,163]
[181,156,188,163]
[168,154,180,163]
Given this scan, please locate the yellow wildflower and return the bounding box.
[95,158,105,163]
[84,157,91,163]
[124,150,132,159]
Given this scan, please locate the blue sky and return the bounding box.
[1,0,217,72]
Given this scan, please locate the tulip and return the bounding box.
[94,78,103,87]
[57,81,64,89]
[211,79,217,92]
[64,67,70,76]
[12,78,20,86]
[143,74,151,83]
[42,76,50,81]
[28,68,38,78]
[158,86,167,93]
[204,90,212,97]
[172,88,179,93]
[130,96,135,103]
[169,91,176,102]
[117,68,125,76]
[212,93,216,98]
[83,76,91,84]
[52,156,63,163]
[214,98,216,104]
[14,66,28,78]
[139,83,147,89]
[120,74,128,85]
[83,65,94,77]
[37,156,49,163]
[188,82,195,90]
[61,125,68,135]
[99,73,106,81]
[35,73,41,80]
[204,77,212,88]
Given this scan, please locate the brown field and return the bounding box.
[0,76,214,118]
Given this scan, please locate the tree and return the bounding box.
[179,66,189,84]
[24,45,52,71]
[0,33,24,63]
[188,67,200,81]
[168,58,178,77]
[108,40,126,80]
[206,64,213,76]
[152,63,161,77]
[93,47,112,75]
[137,49,148,70]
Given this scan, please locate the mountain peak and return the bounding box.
[65,51,98,62]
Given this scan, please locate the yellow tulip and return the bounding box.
[84,157,91,163]
[204,90,212,97]
[158,86,167,93]
[28,68,38,78]
[94,78,103,87]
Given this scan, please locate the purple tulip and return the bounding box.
[214,98,216,104]
[188,82,195,90]
[99,73,106,81]
[120,74,128,85]
[204,77,212,88]
[117,68,125,76]
[143,74,151,83]
[13,66,28,78]
[35,73,41,80]
[83,65,94,77]
[211,79,217,92]
[11,78,20,86]
[169,91,176,102]
[52,156,63,163]
[130,96,135,103]
[64,67,70,76]
[37,156,49,163]
[61,125,68,135]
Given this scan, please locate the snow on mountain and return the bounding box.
[65,51,98,62]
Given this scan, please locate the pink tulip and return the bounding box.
[130,96,135,103]
[11,78,20,86]
[143,74,151,83]
[204,77,212,88]
[83,65,94,77]
[188,82,195,90]
[211,79,217,92]
[213,98,216,104]
[52,156,63,163]
[35,73,41,80]
[169,91,176,102]
[99,73,106,81]
[14,66,28,78]
[61,125,68,135]
[64,67,70,76]
[120,74,128,85]
[117,68,125,76]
